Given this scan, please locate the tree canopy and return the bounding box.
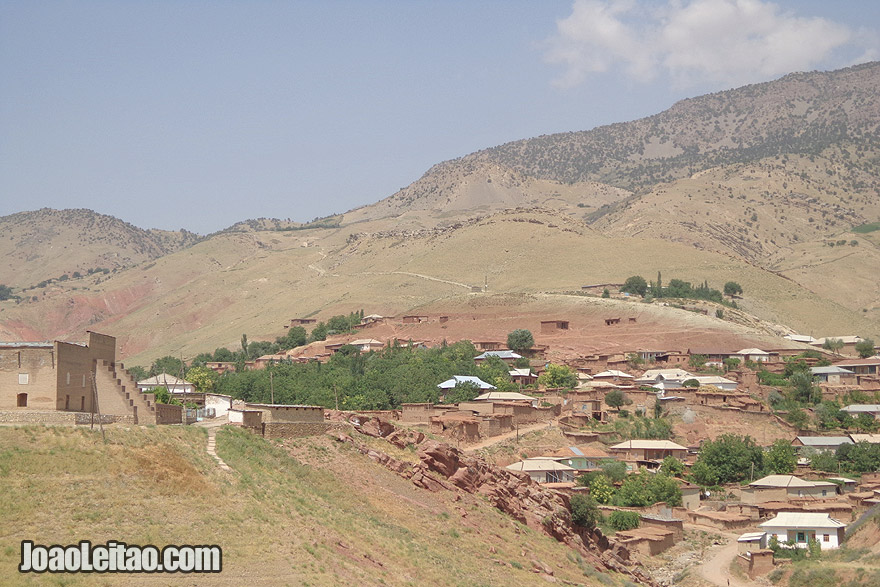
[506,329,534,353]
[621,275,648,297]
[691,434,763,485]
[855,338,876,359]
[537,364,578,389]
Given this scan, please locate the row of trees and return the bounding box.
[620,273,741,304]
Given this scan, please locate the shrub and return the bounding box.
[570,495,602,529]
[608,511,640,531]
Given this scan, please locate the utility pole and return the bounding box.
[89,371,106,443]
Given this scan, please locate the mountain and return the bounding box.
[1,63,878,361]
[0,208,202,289]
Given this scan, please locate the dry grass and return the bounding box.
[0,424,632,586]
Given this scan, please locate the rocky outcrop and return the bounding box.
[334,423,659,586]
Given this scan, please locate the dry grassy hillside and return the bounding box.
[0,425,622,585]
[1,208,873,365]
[0,208,201,289]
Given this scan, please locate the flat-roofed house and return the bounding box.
[759,512,846,549]
[635,368,694,388]
[506,458,576,483]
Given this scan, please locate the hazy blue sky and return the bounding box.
[2,1,878,234]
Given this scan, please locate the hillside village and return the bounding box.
[3,297,880,585]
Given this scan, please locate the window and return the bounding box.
[822,489,827,497]
[796,532,806,543]
[18,373,29,385]
[66,372,70,385]
[823,534,829,542]
[82,374,86,387]
[17,393,27,407]
[65,395,70,410]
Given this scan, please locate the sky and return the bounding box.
[2,1,878,234]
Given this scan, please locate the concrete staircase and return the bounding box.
[95,360,157,425]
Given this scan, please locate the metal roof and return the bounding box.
[506,458,576,472]
[841,404,880,413]
[593,370,634,378]
[759,512,846,529]
[737,532,767,542]
[609,440,687,451]
[475,350,522,360]
[138,373,192,386]
[437,376,496,390]
[473,391,536,402]
[749,475,835,489]
[810,366,854,375]
[796,436,853,447]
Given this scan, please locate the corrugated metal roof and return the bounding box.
[437,376,496,390]
[473,391,536,402]
[506,458,576,472]
[796,436,853,447]
[759,512,846,529]
[737,532,767,542]
[749,475,834,488]
[810,366,854,375]
[609,440,687,451]
[476,350,522,360]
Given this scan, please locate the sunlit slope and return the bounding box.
[0,425,614,586]
[2,208,872,365]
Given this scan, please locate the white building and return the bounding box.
[759,512,846,549]
[137,373,195,395]
[505,458,576,483]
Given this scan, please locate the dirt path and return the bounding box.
[358,270,473,289]
[195,418,232,472]
[696,533,749,587]
[463,421,554,452]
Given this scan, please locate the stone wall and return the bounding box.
[0,410,77,425]
[400,403,436,423]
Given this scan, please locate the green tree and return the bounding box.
[149,356,184,378]
[537,364,578,389]
[570,495,602,530]
[150,385,171,404]
[692,434,763,485]
[855,338,876,359]
[688,354,707,370]
[723,281,743,296]
[213,347,235,362]
[127,365,148,382]
[808,450,837,472]
[588,475,615,504]
[309,322,328,342]
[789,370,820,404]
[765,439,797,474]
[605,389,628,410]
[186,366,218,393]
[600,460,628,483]
[443,381,481,404]
[621,275,648,297]
[506,329,534,353]
[0,284,14,301]
[822,338,845,355]
[608,511,640,531]
[277,326,307,350]
[601,288,610,298]
[660,456,685,477]
[785,407,810,429]
[722,357,740,372]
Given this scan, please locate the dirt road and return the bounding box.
[697,534,750,587]
[463,421,554,452]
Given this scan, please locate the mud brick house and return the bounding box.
[607,440,688,469]
[0,331,161,425]
[792,436,853,453]
[740,475,838,504]
[540,320,569,333]
[547,445,611,472]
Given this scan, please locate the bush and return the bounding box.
[506,329,534,353]
[621,276,647,297]
[570,495,602,529]
[608,511,640,531]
